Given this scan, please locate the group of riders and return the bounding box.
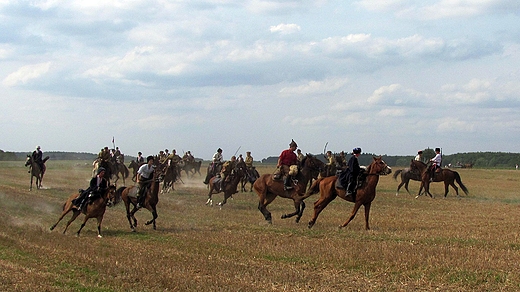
[29,141,443,211]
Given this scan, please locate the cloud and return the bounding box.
[269,23,301,35]
[3,62,51,87]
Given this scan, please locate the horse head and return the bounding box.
[367,156,392,175]
[409,159,427,173]
[25,155,32,167]
[303,153,326,175]
[105,185,118,207]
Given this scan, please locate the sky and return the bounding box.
[1,0,520,160]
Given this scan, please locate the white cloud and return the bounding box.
[3,62,51,87]
[269,23,301,35]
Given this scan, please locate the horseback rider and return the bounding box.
[274,140,299,190]
[336,151,347,170]
[31,146,44,172]
[136,156,155,208]
[245,151,254,169]
[167,149,182,165]
[211,148,223,175]
[183,151,195,163]
[220,156,237,192]
[429,148,442,181]
[296,149,304,166]
[337,148,362,199]
[74,167,108,210]
[98,147,111,162]
[136,151,145,165]
[325,150,336,176]
[415,150,423,162]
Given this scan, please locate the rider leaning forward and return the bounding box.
[136,155,155,208]
[274,139,299,190]
[74,167,108,210]
[220,156,237,192]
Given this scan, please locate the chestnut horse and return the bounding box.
[50,185,117,237]
[254,154,326,224]
[114,163,164,231]
[206,160,246,207]
[409,160,469,199]
[24,155,49,191]
[307,156,392,230]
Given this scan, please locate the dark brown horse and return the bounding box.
[128,160,141,182]
[115,163,164,231]
[50,185,117,237]
[206,161,246,207]
[409,160,469,199]
[240,166,260,192]
[254,154,326,224]
[307,156,392,230]
[24,155,49,191]
[393,167,421,196]
[181,160,202,178]
[162,162,179,193]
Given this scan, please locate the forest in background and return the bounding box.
[2,148,520,168]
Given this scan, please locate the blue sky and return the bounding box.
[1,0,520,160]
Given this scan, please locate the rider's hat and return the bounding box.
[97,167,106,174]
[418,150,423,154]
[352,147,362,154]
[289,139,297,148]
[138,151,142,155]
[217,148,222,152]
[435,148,441,152]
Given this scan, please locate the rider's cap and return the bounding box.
[352,147,362,154]
[97,167,106,174]
[435,148,441,152]
[418,150,423,154]
[217,148,222,152]
[289,139,297,148]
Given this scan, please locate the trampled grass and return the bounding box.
[1,160,520,291]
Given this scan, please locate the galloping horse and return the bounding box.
[206,160,246,207]
[109,162,129,186]
[240,166,260,192]
[254,154,325,224]
[181,160,202,178]
[24,155,49,191]
[307,156,392,230]
[115,163,164,231]
[393,167,421,196]
[128,160,141,182]
[409,160,469,199]
[50,185,117,237]
[162,162,179,193]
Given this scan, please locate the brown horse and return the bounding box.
[393,167,421,196]
[128,160,141,182]
[49,185,117,237]
[205,160,246,207]
[181,160,202,178]
[307,156,392,230]
[24,155,49,191]
[240,166,260,192]
[409,160,469,199]
[115,163,164,231]
[254,154,326,224]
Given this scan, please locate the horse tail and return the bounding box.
[123,165,130,179]
[306,177,324,196]
[393,169,403,181]
[114,186,127,205]
[454,172,469,195]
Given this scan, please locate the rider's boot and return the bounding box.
[284,176,293,190]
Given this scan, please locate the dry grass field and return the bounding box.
[1,160,520,291]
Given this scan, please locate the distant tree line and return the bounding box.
[2,149,519,168]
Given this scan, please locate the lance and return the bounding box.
[234,146,241,157]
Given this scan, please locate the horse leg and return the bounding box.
[63,210,81,234]
[125,203,136,231]
[257,193,276,224]
[218,190,230,208]
[281,200,301,220]
[296,201,306,223]
[76,215,92,237]
[340,201,363,229]
[308,193,336,229]
[145,207,158,230]
[95,215,104,238]
[206,186,214,206]
[448,182,459,198]
[29,175,33,191]
[415,183,424,199]
[363,202,372,230]
[50,207,73,231]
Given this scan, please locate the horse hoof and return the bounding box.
[281,214,287,219]
[97,235,103,238]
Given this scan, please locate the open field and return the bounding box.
[1,160,520,291]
